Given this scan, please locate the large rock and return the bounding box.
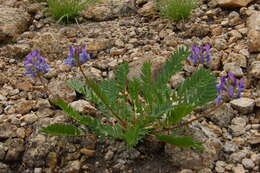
[230,98,255,114]
[217,0,255,7]
[165,122,222,170]
[0,7,31,43]
[137,1,157,17]
[81,0,136,21]
[247,12,260,52]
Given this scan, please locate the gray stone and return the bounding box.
[63,160,81,173]
[209,104,235,127]
[0,7,31,43]
[230,98,255,114]
[35,99,51,109]
[105,150,114,161]
[230,117,247,136]
[230,150,248,163]
[223,141,239,153]
[241,158,255,169]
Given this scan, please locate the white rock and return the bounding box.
[223,62,243,77]
[69,100,96,113]
[230,98,255,114]
[242,158,255,169]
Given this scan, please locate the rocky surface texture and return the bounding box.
[0,0,260,173]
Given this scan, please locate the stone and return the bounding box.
[0,123,17,139]
[223,141,239,153]
[35,99,51,109]
[230,98,255,114]
[247,12,260,52]
[85,39,114,51]
[230,150,249,163]
[128,54,166,80]
[209,104,235,127]
[0,163,11,173]
[250,61,260,79]
[30,32,64,60]
[137,1,157,17]
[15,81,33,92]
[178,169,193,173]
[0,7,31,43]
[228,11,241,26]
[69,100,96,114]
[80,148,95,157]
[46,152,57,169]
[165,123,222,170]
[232,165,245,173]
[22,113,38,124]
[255,97,260,107]
[81,0,135,21]
[226,53,247,68]
[223,62,243,77]
[15,99,34,114]
[48,81,76,103]
[0,44,31,59]
[230,117,247,136]
[170,73,185,88]
[213,38,227,50]
[241,158,255,169]
[105,150,114,160]
[63,160,81,173]
[5,138,25,161]
[217,0,255,7]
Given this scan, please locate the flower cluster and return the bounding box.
[23,50,50,77]
[64,46,91,66]
[215,72,244,103]
[189,44,211,64]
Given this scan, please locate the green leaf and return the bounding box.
[155,134,203,149]
[53,99,96,125]
[122,126,146,147]
[114,62,129,91]
[155,46,190,89]
[67,79,93,100]
[166,104,194,125]
[41,124,82,136]
[174,68,217,107]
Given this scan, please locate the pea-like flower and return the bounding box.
[215,72,244,103]
[189,44,211,64]
[23,49,50,77]
[64,46,91,66]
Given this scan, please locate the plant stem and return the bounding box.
[78,64,128,128]
[157,102,224,133]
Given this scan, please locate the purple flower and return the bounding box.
[189,44,211,64]
[64,46,91,66]
[215,73,245,103]
[23,49,49,77]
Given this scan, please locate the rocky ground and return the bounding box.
[0,0,260,172]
